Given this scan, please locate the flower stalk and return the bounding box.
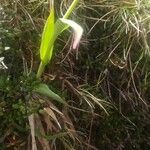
[63,0,79,19]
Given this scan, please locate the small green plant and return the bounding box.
[34,0,83,104]
[36,0,82,79]
[28,0,83,149]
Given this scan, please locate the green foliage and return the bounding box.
[34,83,66,104]
[40,4,55,65]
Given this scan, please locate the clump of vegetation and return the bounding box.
[0,0,150,149]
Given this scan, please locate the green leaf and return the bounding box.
[40,4,55,65]
[33,83,66,105]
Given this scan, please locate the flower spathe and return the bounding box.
[60,18,83,49]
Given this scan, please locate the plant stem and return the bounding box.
[63,0,79,19]
[36,61,45,79]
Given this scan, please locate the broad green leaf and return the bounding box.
[33,83,66,105]
[40,4,55,65]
